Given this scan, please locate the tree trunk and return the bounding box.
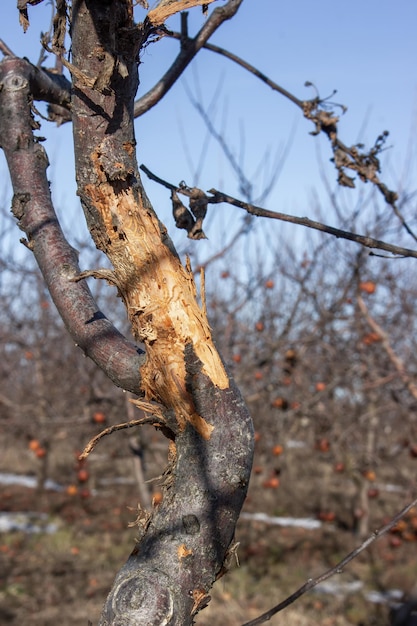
[68,2,254,623]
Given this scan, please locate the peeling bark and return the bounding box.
[70,0,231,433]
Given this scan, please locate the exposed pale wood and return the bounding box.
[147,0,215,26]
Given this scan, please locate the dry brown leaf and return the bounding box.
[17,0,45,33]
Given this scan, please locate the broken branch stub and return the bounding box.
[147,0,216,26]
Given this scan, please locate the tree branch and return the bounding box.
[242,496,417,626]
[0,56,145,395]
[165,32,416,242]
[167,31,303,109]
[139,165,417,259]
[134,0,244,117]
[357,294,417,401]
[208,189,417,258]
[79,409,166,461]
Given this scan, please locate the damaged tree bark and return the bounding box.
[0,1,253,624]
[71,2,254,623]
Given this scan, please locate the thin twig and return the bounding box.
[0,39,16,57]
[140,164,178,191]
[139,165,417,259]
[79,415,163,460]
[166,32,416,242]
[241,496,417,626]
[208,189,417,259]
[357,294,417,400]
[167,32,302,108]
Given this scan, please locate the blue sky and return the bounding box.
[1,0,417,264]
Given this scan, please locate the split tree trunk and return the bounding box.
[68,1,254,624]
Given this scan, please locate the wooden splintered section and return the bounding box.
[84,150,228,437]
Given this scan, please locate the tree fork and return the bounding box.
[70,1,253,623]
[0,55,144,394]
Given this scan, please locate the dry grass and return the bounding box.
[1,430,415,625]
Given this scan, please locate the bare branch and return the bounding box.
[139,165,417,259]
[140,164,178,190]
[357,294,417,401]
[241,496,417,626]
[208,189,417,259]
[134,0,244,117]
[165,32,417,242]
[167,31,303,108]
[79,410,167,461]
[0,56,144,394]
